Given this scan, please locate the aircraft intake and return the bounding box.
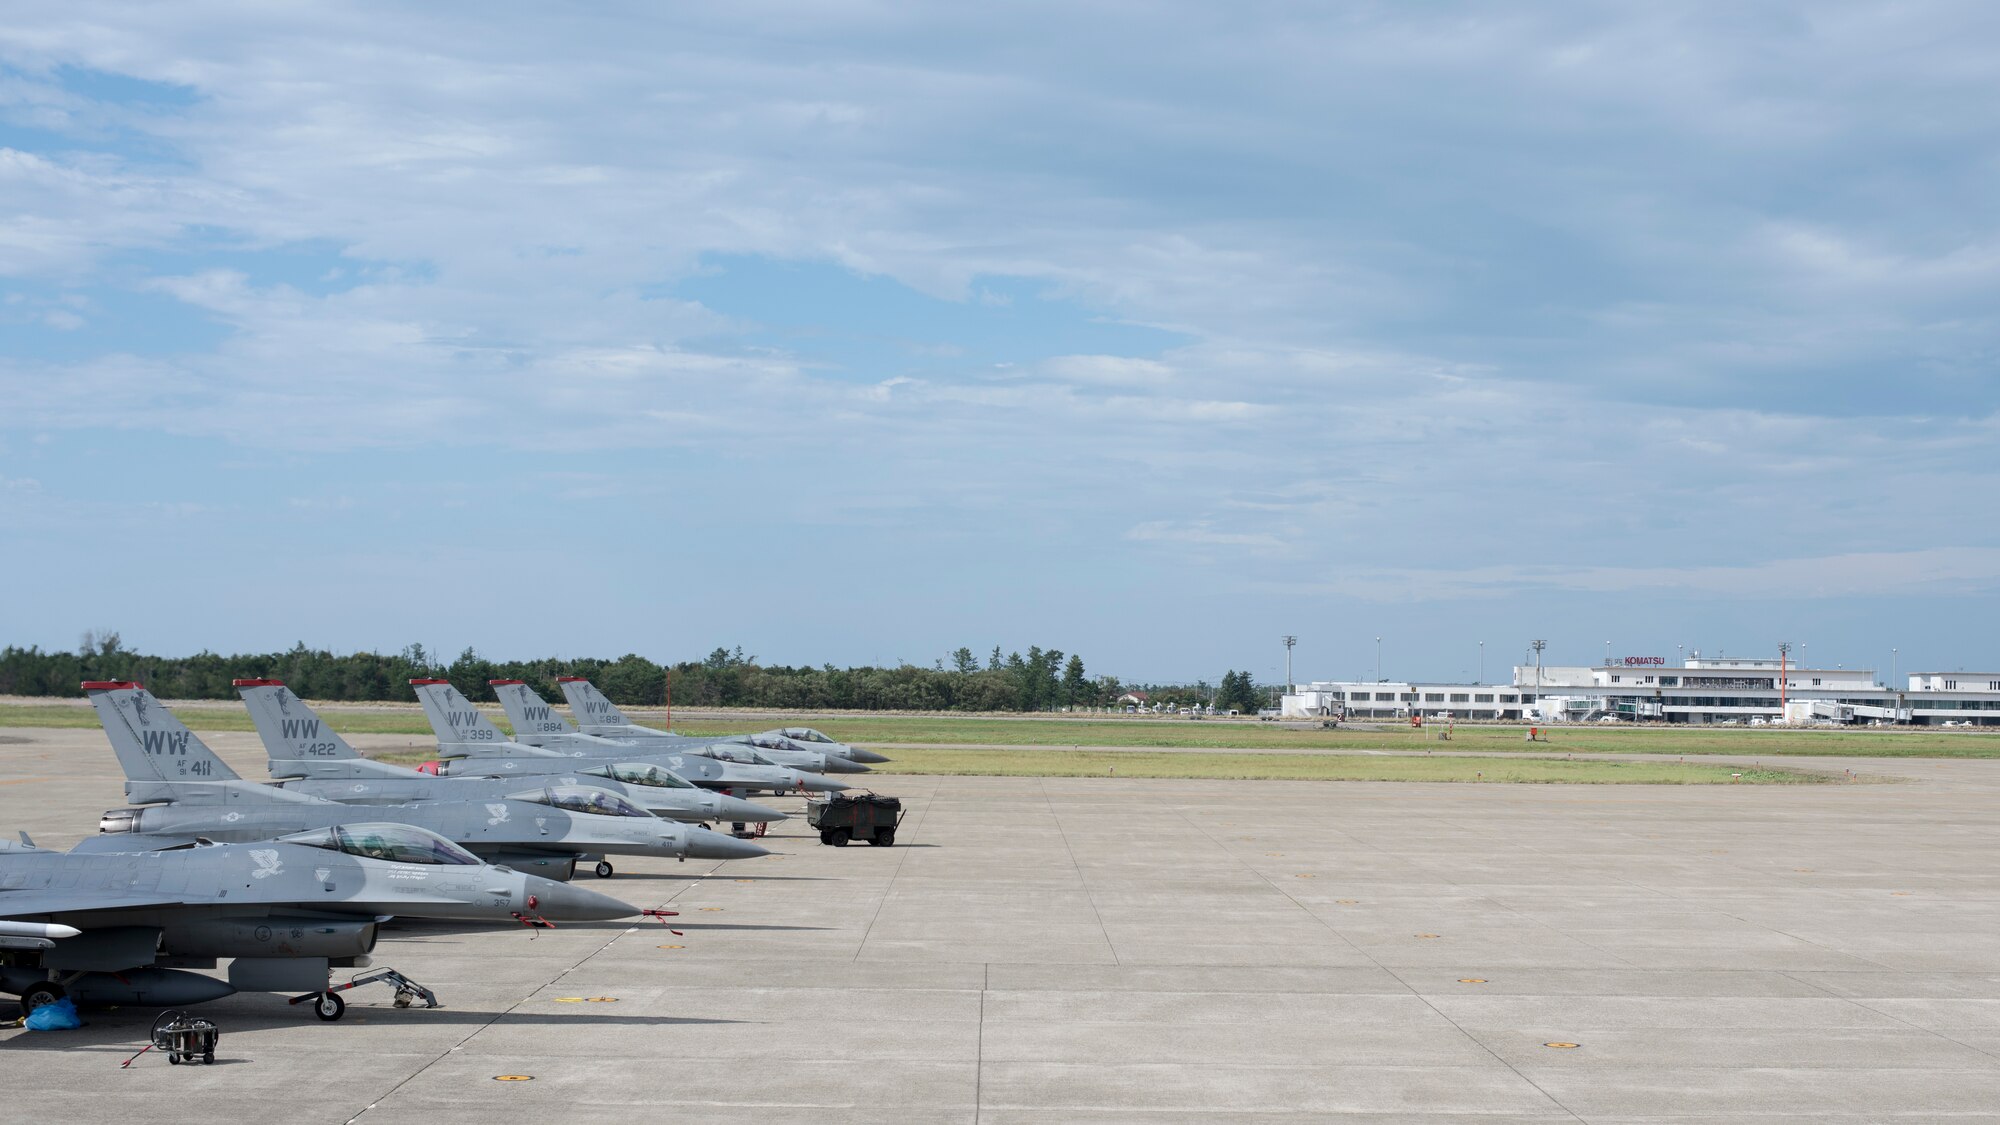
[479,851,579,881]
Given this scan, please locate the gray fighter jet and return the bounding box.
[414,677,647,756]
[496,679,870,774]
[488,678,701,754]
[768,726,892,765]
[88,682,768,879]
[410,679,847,795]
[689,733,869,775]
[235,679,786,827]
[558,678,887,766]
[0,823,633,1022]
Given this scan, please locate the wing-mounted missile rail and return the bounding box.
[0,920,82,951]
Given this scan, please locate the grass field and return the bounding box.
[0,702,429,734]
[667,718,2000,758]
[4,698,1992,761]
[364,743,1821,784]
[658,717,1997,760]
[859,747,1828,784]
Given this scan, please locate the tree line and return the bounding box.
[0,634,1273,713]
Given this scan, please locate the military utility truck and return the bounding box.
[806,793,903,846]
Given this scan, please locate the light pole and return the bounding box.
[1478,640,1485,684]
[1282,635,1296,695]
[1777,641,1792,718]
[1604,639,1612,666]
[1678,643,1684,666]
[1375,637,1382,683]
[1530,639,1547,701]
[1891,648,1902,723]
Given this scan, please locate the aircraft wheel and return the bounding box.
[830,829,851,847]
[594,860,614,878]
[313,991,346,1022]
[19,981,64,1018]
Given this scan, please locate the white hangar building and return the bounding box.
[1282,655,2000,726]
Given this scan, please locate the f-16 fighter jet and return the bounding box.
[768,726,892,765]
[87,682,768,881]
[410,679,848,795]
[495,679,870,774]
[0,822,633,1022]
[425,681,644,756]
[557,677,886,768]
[487,678,705,754]
[236,679,786,827]
[691,733,870,775]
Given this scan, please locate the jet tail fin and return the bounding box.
[234,679,363,764]
[17,831,31,847]
[85,682,241,783]
[411,679,512,744]
[557,677,634,727]
[490,680,576,743]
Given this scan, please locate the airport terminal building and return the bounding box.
[1281,656,2000,726]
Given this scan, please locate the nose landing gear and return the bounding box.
[291,968,441,1021]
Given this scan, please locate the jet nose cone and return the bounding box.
[524,875,637,922]
[718,794,789,822]
[797,772,850,792]
[684,825,771,861]
[821,757,872,774]
[844,747,891,764]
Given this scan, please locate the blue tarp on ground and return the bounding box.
[25,997,81,1031]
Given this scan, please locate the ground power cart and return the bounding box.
[807,793,903,847]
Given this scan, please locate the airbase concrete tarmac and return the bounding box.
[5,727,2000,1122]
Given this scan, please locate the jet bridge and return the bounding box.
[1787,700,1910,725]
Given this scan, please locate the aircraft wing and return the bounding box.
[0,889,198,919]
[66,835,207,855]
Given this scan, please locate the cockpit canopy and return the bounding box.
[744,734,796,751]
[779,727,835,744]
[280,823,481,866]
[582,762,693,789]
[508,784,652,819]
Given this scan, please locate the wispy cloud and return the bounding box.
[1278,548,2000,603]
[1127,520,1288,552]
[0,4,1997,675]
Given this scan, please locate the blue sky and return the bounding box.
[3,3,1999,685]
